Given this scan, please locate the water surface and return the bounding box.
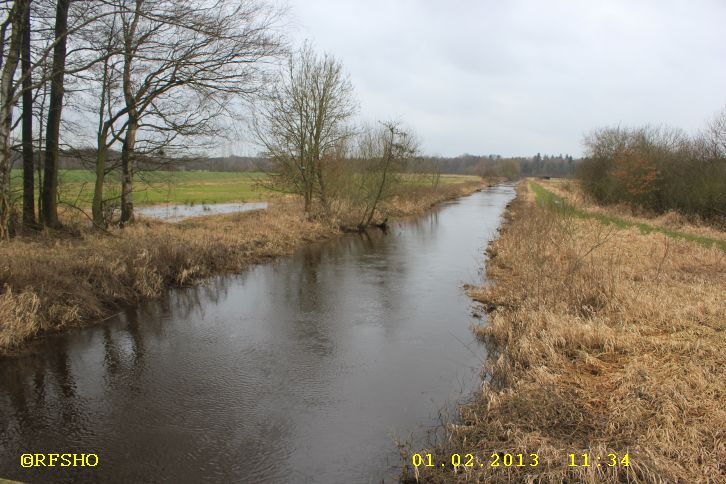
[136,201,268,222]
[0,185,515,483]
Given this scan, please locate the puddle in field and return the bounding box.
[136,201,268,222]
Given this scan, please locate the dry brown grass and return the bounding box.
[404,181,726,483]
[551,179,726,241]
[0,181,484,354]
[0,200,336,353]
[380,181,485,219]
[311,180,484,229]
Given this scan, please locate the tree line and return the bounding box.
[419,153,579,179]
[577,108,726,223]
[0,1,428,237]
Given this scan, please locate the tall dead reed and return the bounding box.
[405,181,725,483]
[0,201,335,352]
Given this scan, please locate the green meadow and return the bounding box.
[10,170,480,208]
[10,170,269,207]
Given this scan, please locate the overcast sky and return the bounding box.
[277,0,726,157]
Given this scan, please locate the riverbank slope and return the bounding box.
[405,180,725,482]
[0,180,484,354]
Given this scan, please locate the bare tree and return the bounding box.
[20,0,34,227]
[1,0,282,234]
[253,43,356,215]
[110,0,283,226]
[15,0,136,230]
[323,121,418,229]
[357,121,418,228]
[39,0,69,229]
[701,105,726,160]
[80,3,124,227]
[0,0,29,239]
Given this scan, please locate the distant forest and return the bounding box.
[54,150,274,173]
[424,153,579,178]
[55,150,580,179]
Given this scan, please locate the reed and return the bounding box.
[404,181,725,483]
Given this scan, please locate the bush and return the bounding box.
[577,119,726,223]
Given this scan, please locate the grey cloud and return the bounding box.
[285,0,726,156]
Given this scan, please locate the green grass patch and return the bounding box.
[11,169,480,208]
[9,169,479,209]
[530,181,726,252]
[10,169,269,208]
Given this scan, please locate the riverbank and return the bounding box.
[404,180,725,482]
[0,180,483,354]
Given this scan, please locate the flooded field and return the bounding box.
[135,202,268,222]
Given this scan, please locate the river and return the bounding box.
[0,185,515,483]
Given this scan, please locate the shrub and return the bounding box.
[577,119,726,223]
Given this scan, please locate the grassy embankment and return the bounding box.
[531,179,726,252]
[404,180,725,483]
[0,173,483,354]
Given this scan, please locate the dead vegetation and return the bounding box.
[0,200,334,352]
[552,178,726,242]
[379,181,485,219]
[0,181,483,354]
[404,181,725,483]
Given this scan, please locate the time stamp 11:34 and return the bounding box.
[411,452,630,469]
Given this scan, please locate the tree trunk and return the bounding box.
[41,0,70,229]
[0,1,26,239]
[363,128,395,227]
[120,118,137,225]
[36,142,44,223]
[21,0,35,228]
[36,82,46,223]
[303,169,313,215]
[304,187,312,213]
[119,0,141,226]
[92,127,108,227]
[315,161,330,215]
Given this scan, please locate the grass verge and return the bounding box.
[530,181,726,252]
[0,180,484,354]
[403,181,725,483]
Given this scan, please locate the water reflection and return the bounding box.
[0,185,515,483]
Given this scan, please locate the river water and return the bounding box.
[0,185,515,483]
